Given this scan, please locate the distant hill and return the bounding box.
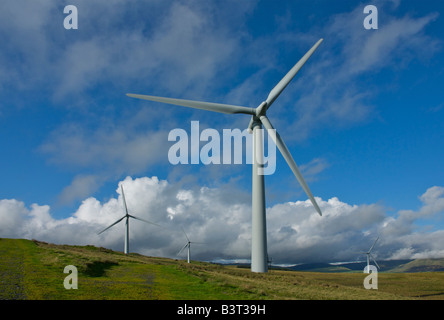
[271,258,444,273]
[328,259,415,272]
[165,255,443,274]
[389,258,444,272]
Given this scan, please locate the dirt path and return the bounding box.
[0,239,26,299]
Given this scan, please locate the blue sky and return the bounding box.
[1,0,444,264]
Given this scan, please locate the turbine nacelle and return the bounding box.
[255,101,268,117]
[358,236,380,270]
[246,101,268,133]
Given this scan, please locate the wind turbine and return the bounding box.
[360,236,380,271]
[177,228,204,263]
[97,184,160,255]
[127,38,324,272]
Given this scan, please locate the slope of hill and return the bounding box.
[1,238,444,300]
[285,259,444,273]
[389,258,444,273]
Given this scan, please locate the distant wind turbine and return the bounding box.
[97,184,161,254]
[127,38,324,272]
[359,236,380,271]
[177,228,204,263]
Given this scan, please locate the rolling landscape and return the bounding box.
[1,5,444,319]
[1,238,444,301]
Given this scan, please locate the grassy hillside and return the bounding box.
[1,238,444,300]
[389,258,444,273]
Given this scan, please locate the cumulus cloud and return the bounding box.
[0,0,252,100]
[1,176,443,264]
[0,199,28,238]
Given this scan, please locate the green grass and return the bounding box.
[390,258,444,273]
[1,238,444,300]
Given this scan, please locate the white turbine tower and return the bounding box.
[177,228,204,263]
[127,38,324,272]
[98,184,160,255]
[360,236,380,271]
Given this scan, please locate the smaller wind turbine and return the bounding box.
[177,228,204,263]
[98,184,160,255]
[359,236,380,271]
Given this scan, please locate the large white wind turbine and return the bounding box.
[177,228,204,264]
[98,184,160,255]
[127,38,324,272]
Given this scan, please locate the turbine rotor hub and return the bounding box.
[255,101,268,117]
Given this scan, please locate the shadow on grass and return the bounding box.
[84,261,119,277]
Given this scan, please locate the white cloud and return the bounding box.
[44,1,250,100]
[1,176,444,264]
[389,247,415,260]
[299,158,330,182]
[385,230,444,261]
[418,186,444,216]
[0,199,28,238]
[58,174,105,205]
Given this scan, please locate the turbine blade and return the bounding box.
[260,115,322,216]
[369,236,379,253]
[178,243,188,255]
[265,38,323,108]
[97,216,125,235]
[128,214,162,228]
[181,227,190,242]
[127,94,255,115]
[370,254,380,269]
[121,184,129,216]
